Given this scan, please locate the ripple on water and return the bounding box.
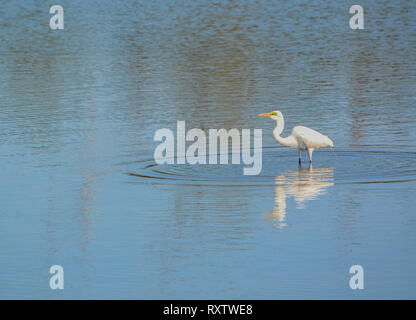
[120,148,416,186]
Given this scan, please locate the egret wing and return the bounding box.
[292,126,333,149]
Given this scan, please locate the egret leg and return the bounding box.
[298,150,302,164]
[307,148,313,163]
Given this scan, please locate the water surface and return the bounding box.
[1,0,416,299]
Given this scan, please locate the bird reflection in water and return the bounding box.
[265,165,334,227]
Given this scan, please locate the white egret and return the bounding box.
[258,110,333,164]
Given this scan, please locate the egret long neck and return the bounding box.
[274,115,284,136]
[273,116,298,148]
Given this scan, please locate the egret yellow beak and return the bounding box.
[258,113,271,117]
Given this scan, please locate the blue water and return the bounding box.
[1,0,416,299]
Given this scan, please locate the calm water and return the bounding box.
[1,0,416,299]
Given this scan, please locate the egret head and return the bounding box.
[258,110,282,121]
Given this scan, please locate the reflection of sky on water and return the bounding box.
[0,0,416,298]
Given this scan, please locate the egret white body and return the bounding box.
[259,110,333,163]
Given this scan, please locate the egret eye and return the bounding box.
[271,112,277,116]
